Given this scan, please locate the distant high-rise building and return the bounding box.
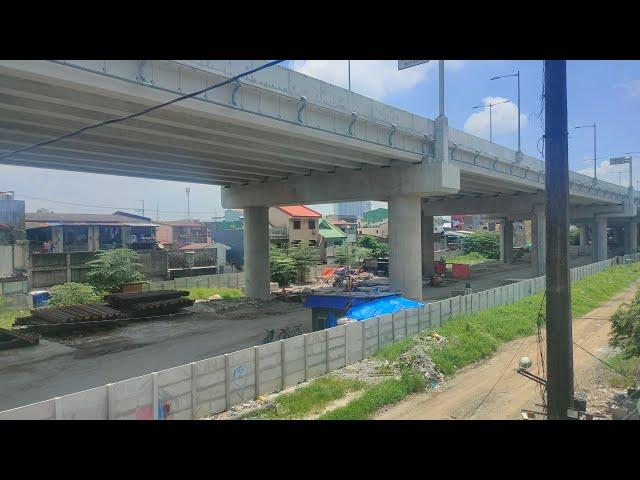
[335,201,371,219]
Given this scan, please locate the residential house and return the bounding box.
[326,215,358,243]
[156,220,209,249]
[25,212,158,253]
[268,205,322,249]
[318,218,347,262]
[205,216,244,268]
[358,219,388,242]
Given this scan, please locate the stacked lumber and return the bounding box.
[28,303,122,324]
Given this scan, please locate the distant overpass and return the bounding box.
[1,60,638,299]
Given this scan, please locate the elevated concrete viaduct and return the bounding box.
[1,60,639,300]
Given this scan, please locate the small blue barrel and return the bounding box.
[30,291,51,308]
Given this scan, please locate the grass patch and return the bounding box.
[324,262,640,419]
[445,252,492,265]
[320,370,425,420]
[244,375,366,420]
[187,287,244,301]
[0,296,27,330]
[605,352,640,388]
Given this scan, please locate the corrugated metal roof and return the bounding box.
[276,205,322,218]
[318,218,348,239]
[25,212,157,226]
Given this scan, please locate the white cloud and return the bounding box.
[614,78,640,99]
[289,60,464,101]
[463,96,528,139]
[578,158,634,187]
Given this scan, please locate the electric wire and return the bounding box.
[467,291,548,419]
[0,60,284,162]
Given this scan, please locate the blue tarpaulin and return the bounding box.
[345,296,424,321]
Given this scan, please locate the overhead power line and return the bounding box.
[0,60,284,162]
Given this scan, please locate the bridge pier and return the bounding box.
[625,220,638,254]
[389,196,423,301]
[500,218,514,264]
[421,213,435,277]
[593,216,608,261]
[243,206,271,300]
[579,224,588,248]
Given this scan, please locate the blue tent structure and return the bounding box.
[345,296,424,321]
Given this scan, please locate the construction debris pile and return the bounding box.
[278,266,390,299]
[395,333,446,387]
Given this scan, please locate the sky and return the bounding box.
[2,60,639,219]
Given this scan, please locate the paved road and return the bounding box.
[0,305,308,411]
[375,281,638,420]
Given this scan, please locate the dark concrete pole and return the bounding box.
[544,60,574,420]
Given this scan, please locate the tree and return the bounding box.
[85,248,144,292]
[358,235,389,258]
[48,282,102,306]
[336,244,372,267]
[461,231,500,259]
[569,226,580,246]
[288,241,320,282]
[269,244,297,286]
[610,291,640,358]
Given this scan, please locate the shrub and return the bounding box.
[85,248,144,293]
[269,244,297,286]
[610,290,640,358]
[48,282,102,307]
[461,231,500,259]
[358,235,389,258]
[335,244,372,267]
[569,226,580,246]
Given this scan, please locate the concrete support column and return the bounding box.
[389,196,423,301]
[500,218,514,264]
[579,224,588,248]
[121,226,131,248]
[434,115,449,163]
[243,206,270,300]
[531,204,545,276]
[625,220,638,254]
[421,213,434,277]
[594,216,608,261]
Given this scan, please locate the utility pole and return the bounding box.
[348,60,351,91]
[139,200,145,217]
[544,60,574,420]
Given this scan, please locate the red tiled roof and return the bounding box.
[276,205,322,218]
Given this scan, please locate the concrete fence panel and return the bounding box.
[378,314,394,346]
[418,305,430,331]
[440,300,451,322]
[429,302,442,328]
[0,398,56,420]
[326,325,347,371]
[346,321,364,364]
[157,364,193,420]
[406,308,420,336]
[392,311,407,341]
[363,316,380,357]
[193,355,226,418]
[227,347,256,408]
[256,342,283,397]
[58,386,109,420]
[282,336,305,387]
[451,296,462,317]
[479,290,488,310]
[305,331,327,380]
[109,374,154,420]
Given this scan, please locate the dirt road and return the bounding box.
[375,281,639,420]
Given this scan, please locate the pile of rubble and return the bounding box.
[280,269,390,297]
[396,333,446,387]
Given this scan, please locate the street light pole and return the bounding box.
[472,99,511,143]
[491,71,522,161]
[348,60,351,91]
[439,60,445,117]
